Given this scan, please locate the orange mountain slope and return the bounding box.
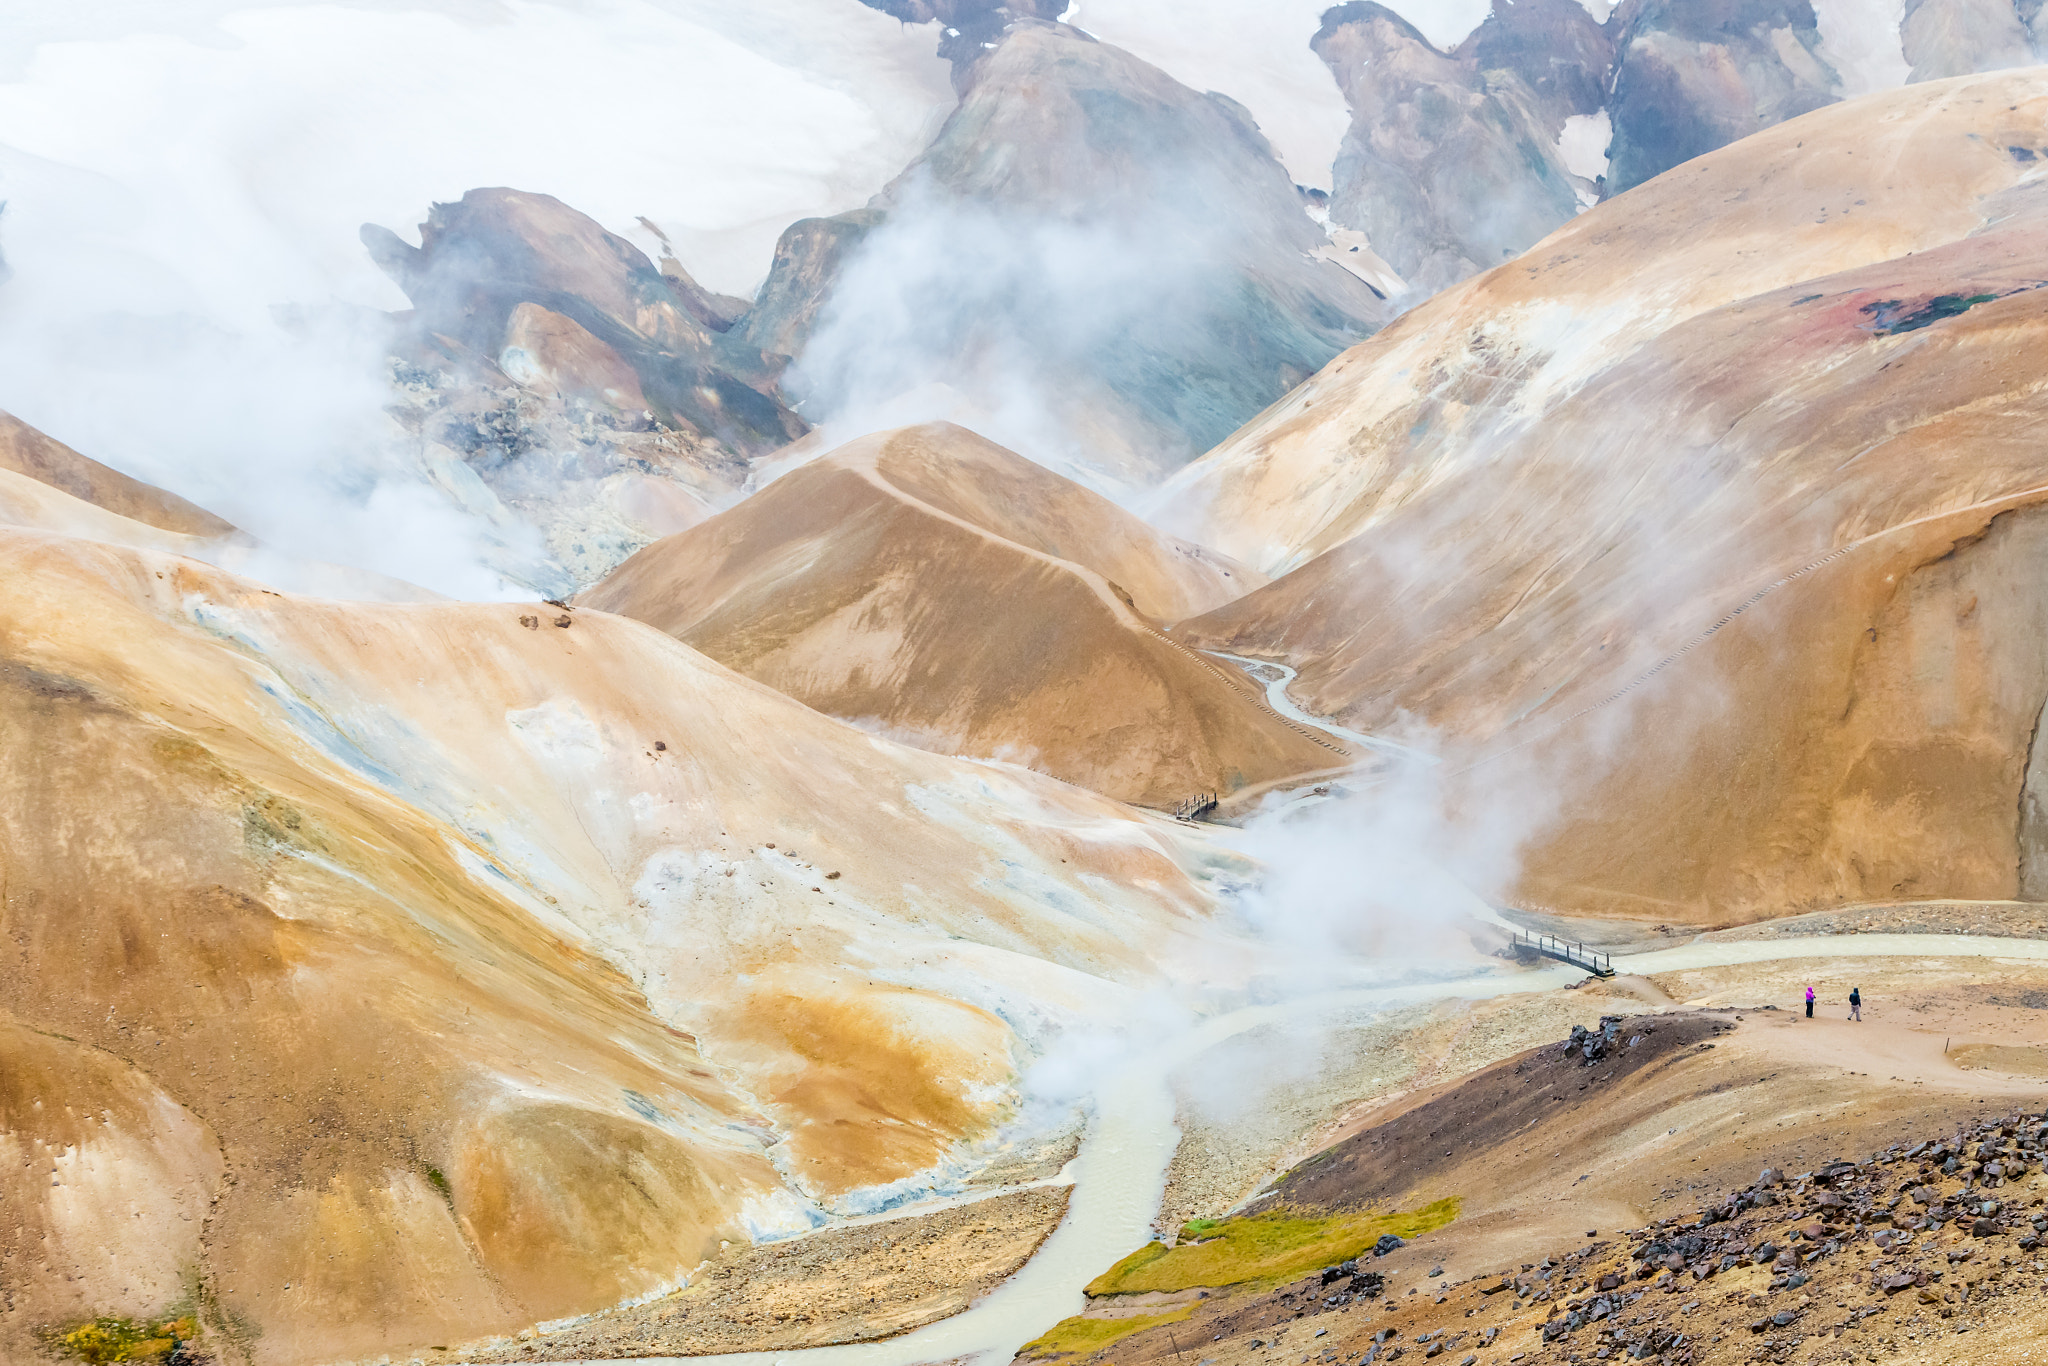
[583,423,1348,808]
[0,409,237,538]
[1159,69,2048,576]
[0,492,1253,1361]
[1167,70,2048,922]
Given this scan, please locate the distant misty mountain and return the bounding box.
[734,18,1392,483]
[356,0,2048,561]
[1310,0,2047,294]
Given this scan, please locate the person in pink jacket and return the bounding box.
[1805,985,1815,1018]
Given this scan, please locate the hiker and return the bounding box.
[1849,986,1861,1022]
[1805,985,1815,1018]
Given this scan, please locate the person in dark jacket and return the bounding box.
[1805,985,1815,1018]
[1848,987,1861,1022]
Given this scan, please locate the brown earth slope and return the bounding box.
[461,1185,1072,1360]
[584,423,1341,808]
[0,499,1245,1364]
[0,410,236,537]
[1163,70,2048,923]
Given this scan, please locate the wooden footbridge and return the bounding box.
[1510,930,1616,978]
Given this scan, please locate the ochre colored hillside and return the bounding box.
[0,507,1234,1363]
[0,410,237,538]
[1161,71,2048,575]
[584,423,1340,809]
[1168,70,2048,922]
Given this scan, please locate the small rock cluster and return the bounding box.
[1344,1323,1488,1364]
[1506,1246,1697,1362]
[1561,1015,1674,1067]
[1318,1261,1388,1307]
[1563,1017,1626,1064]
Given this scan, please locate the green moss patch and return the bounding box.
[1086,1197,1460,1297]
[1018,1305,1195,1360]
[39,1315,198,1364]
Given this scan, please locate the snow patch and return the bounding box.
[1311,229,1408,299]
[1558,110,1612,182]
[1069,0,1349,190]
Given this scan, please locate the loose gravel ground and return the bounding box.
[460,1186,1070,1361]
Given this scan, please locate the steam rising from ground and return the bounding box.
[1223,767,1513,984]
[786,180,1239,496]
[0,0,951,595]
[0,0,1924,595]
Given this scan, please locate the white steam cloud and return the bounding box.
[1221,767,1517,987]
[0,0,952,596]
[784,178,1244,496]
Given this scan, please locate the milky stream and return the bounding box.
[1204,651,1438,765]
[540,667,2048,1366]
[535,930,2048,1366]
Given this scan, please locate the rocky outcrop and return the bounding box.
[724,208,883,381]
[497,302,648,411]
[1312,0,1607,293]
[1900,0,2041,81]
[851,0,1066,80]
[363,189,812,587]
[1310,0,1846,293]
[379,357,732,592]
[633,216,754,336]
[1603,0,1839,194]
[728,21,1390,482]
[1461,0,1615,133]
[363,188,801,451]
